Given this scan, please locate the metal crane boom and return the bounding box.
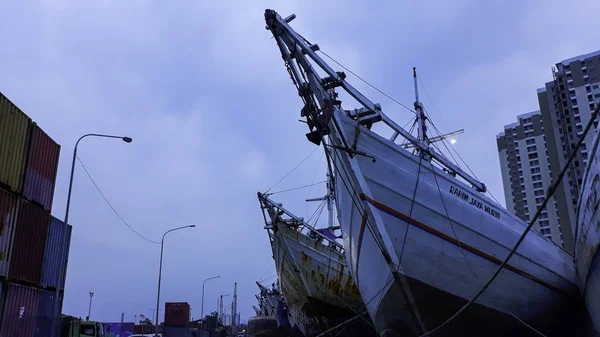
[264,9,486,193]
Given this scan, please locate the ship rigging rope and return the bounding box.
[268,180,327,195]
[429,161,479,280]
[306,151,325,218]
[315,273,396,337]
[317,50,416,114]
[416,80,504,207]
[76,156,161,245]
[415,103,600,337]
[307,199,327,225]
[325,139,389,256]
[398,156,423,263]
[318,47,501,207]
[508,311,548,337]
[264,146,320,194]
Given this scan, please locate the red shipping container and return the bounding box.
[0,187,18,278]
[164,302,191,327]
[0,283,40,337]
[9,199,50,285]
[22,123,60,212]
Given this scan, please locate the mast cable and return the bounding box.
[318,50,416,114]
[269,181,326,195]
[430,161,479,280]
[415,103,600,337]
[264,146,319,194]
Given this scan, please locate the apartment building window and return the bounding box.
[575,116,581,123]
[577,125,583,133]
[535,197,545,204]
[526,138,535,145]
[532,174,542,181]
[527,145,537,152]
[524,125,534,132]
[533,182,543,189]
[528,153,538,159]
[529,159,539,167]
[540,227,552,236]
[539,212,548,219]
[534,189,545,196]
[593,84,599,89]
[531,167,541,174]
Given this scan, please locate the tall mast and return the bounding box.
[413,67,428,145]
[326,170,334,229]
[306,143,336,230]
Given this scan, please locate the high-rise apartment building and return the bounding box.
[537,50,600,252]
[497,111,565,248]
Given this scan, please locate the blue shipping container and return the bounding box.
[40,217,72,290]
[34,289,62,337]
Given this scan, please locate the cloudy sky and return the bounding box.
[1,0,600,325]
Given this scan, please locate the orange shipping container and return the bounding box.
[0,92,31,193]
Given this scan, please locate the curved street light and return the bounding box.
[155,225,196,330]
[53,133,132,336]
[201,275,221,329]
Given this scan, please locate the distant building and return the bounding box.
[497,111,565,248]
[536,49,600,252]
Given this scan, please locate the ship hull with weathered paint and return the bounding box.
[264,208,374,337]
[330,110,585,337]
[576,125,600,335]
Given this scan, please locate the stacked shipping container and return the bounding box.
[0,92,71,337]
[165,302,191,326]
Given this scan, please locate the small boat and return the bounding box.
[264,9,586,337]
[256,281,304,337]
[249,282,293,337]
[258,188,375,337]
[575,105,600,336]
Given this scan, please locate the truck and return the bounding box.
[61,316,108,337]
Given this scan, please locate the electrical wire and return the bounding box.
[76,156,161,245]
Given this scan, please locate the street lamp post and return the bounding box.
[53,134,132,334]
[87,292,94,319]
[155,225,196,332]
[201,276,220,330]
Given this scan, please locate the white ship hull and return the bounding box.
[576,126,600,335]
[330,110,585,336]
[267,222,374,337]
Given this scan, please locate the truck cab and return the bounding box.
[68,318,106,337]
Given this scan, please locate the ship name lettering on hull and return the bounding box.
[449,185,500,219]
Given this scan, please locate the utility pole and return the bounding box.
[87,292,94,320]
